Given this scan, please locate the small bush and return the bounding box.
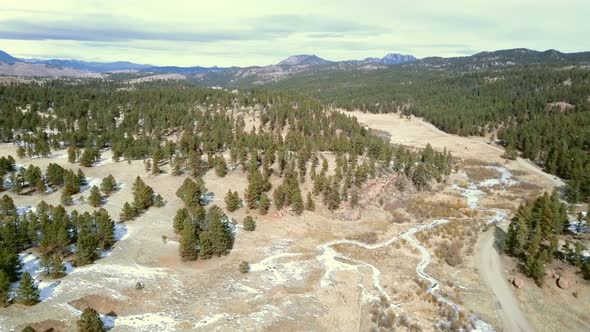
[243,216,256,231]
[239,261,250,274]
[135,281,145,290]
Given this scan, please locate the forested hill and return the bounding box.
[261,50,590,203]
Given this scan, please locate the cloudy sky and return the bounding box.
[1,0,589,67]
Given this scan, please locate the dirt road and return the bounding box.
[477,228,534,332]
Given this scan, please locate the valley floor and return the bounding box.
[0,112,587,332]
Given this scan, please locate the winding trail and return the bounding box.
[314,166,527,331]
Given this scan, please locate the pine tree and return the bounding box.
[188,150,203,177]
[171,154,183,176]
[80,148,97,167]
[176,177,203,208]
[153,194,165,207]
[77,168,87,187]
[412,163,430,191]
[224,190,241,212]
[0,271,9,306]
[173,208,189,234]
[243,216,256,231]
[75,227,98,266]
[132,176,154,211]
[35,178,45,194]
[60,191,73,205]
[0,246,20,281]
[204,214,232,256]
[100,175,117,196]
[305,192,315,211]
[40,254,66,279]
[258,194,270,215]
[77,307,106,332]
[152,152,161,175]
[119,202,136,221]
[179,220,199,261]
[16,272,40,305]
[215,156,228,177]
[350,188,359,208]
[16,146,26,159]
[525,255,545,283]
[245,170,265,209]
[67,145,77,163]
[95,209,115,250]
[88,186,102,207]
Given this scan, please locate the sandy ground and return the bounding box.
[0,110,585,332]
[350,111,588,332]
[349,111,563,191]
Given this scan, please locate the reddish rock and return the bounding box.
[557,277,572,289]
[511,277,524,289]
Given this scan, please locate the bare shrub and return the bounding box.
[464,166,500,182]
[435,241,464,267]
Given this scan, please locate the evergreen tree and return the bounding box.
[203,214,232,257]
[152,151,161,175]
[305,192,315,211]
[95,209,115,250]
[88,186,102,207]
[77,307,106,332]
[179,220,199,261]
[75,227,98,266]
[258,194,270,215]
[77,168,87,187]
[224,190,241,212]
[0,271,9,306]
[100,175,117,196]
[243,216,256,231]
[153,194,165,207]
[67,145,77,163]
[132,176,154,211]
[412,163,430,191]
[176,177,203,208]
[40,254,66,279]
[245,170,267,209]
[171,154,184,176]
[0,245,20,281]
[350,188,359,208]
[119,202,136,221]
[525,255,545,283]
[16,272,39,305]
[16,146,26,159]
[34,178,45,194]
[60,191,73,205]
[173,208,189,234]
[215,156,228,177]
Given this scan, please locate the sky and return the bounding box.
[1,0,589,67]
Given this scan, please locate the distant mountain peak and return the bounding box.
[379,53,417,64]
[0,50,24,64]
[277,54,332,66]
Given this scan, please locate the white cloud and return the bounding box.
[0,0,588,66]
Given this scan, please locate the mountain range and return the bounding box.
[0,50,416,78]
[1,49,589,84]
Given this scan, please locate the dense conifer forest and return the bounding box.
[267,64,590,202]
